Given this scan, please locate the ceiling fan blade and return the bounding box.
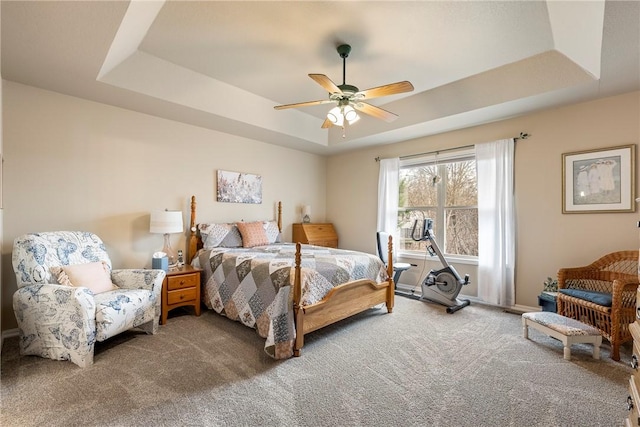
[358,81,414,100]
[309,74,343,94]
[353,102,399,122]
[274,99,333,110]
[321,118,333,128]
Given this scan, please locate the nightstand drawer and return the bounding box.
[167,273,199,291]
[167,288,197,305]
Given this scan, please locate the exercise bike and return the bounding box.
[396,217,471,313]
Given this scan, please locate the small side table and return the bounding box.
[538,291,558,313]
[161,265,202,325]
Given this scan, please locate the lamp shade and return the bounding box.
[150,210,183,234]
[327,106,344,126]
[327,105,360,127]
[302,205,311,217]
[343,105,358,122]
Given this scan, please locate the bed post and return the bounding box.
[387,235,395,314]
[188,195,198,264]
[293,242,304,356]
[277,201,282,233]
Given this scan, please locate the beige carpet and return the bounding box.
[1,297,633,426]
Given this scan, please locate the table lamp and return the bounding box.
[150,209,184,268]
[302,205,311,223]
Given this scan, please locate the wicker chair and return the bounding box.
[557,250,639,361]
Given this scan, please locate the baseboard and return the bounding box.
[462,296,539,314]
[510,303,540,314]
[395,282,420,295]
[1,328,20,353]
[395,285,540,314]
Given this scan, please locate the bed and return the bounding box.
[187,196,395,359]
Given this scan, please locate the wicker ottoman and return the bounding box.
[522,311,602,360]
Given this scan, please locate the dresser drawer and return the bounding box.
[628,376,640,426]
[304,224,336,239]
[633,340,640,372]
[167,273,199,291]
[631,322,640,343]
[313,239,338,248]
[292,223,339,248]
[167,287,197,305]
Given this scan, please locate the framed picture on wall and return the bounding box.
[216,170,262,204]
[562,144,636,213]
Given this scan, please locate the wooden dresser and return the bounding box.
[161,265,202,325]
[292,223,338,248]
[627,288,640,426]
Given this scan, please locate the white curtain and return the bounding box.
[476,139,515,306]
[377,158,400,246]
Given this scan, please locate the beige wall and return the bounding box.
[1,81,328,331]
[0,6,4,346]
[2,81,638,330]
[327,91,640,309]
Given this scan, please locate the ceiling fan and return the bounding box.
[274,44,414,129]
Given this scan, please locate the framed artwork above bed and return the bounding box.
[216,169,262,204]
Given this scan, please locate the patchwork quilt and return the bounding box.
[195,243,388,359]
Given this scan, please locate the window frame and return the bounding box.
[398,148,478,263]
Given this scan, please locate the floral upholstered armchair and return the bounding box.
[12,231,166,368]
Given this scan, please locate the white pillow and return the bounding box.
[263,220,281,244]
[50,261,118,294]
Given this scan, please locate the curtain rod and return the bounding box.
[374,132,530,162]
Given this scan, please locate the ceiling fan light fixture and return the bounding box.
[273,44,414,130]
[343,105,358,122]
[327,106,343,126]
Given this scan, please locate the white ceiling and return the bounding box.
[2,1,639,155]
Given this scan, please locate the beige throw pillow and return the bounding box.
[236,221,270,248]
[50,261,118,294]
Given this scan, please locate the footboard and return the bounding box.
[301,279,390,333]
[292,238,395,356]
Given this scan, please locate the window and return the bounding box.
[398,149,478,258]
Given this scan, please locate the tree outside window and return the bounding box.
[398,154,478,257]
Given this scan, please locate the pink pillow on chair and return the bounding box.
[50,261,118,294]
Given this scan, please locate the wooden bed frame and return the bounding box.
[187,195,394,356]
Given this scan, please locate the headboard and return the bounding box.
[187,195,283,264]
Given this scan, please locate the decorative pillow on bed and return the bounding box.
[198,223,243,249]
[263,220,281,244]
[50,261,118,294]
[236,221,270,248]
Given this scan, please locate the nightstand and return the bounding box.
[160,265,201,325]
[538,291,557,312]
